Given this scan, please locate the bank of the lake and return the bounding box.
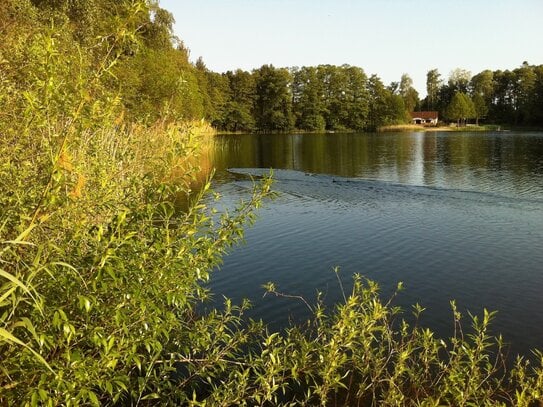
[215,124,509,136]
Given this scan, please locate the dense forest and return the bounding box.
[186,61,543,132]
[2,1,543,405]
[187,62,543,131]
[3,1,542,133]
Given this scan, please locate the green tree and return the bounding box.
[491,70,516,124]
[291,66,326,131]
[253,64,294,132]
[425,68,441,110]
[291,64,369,131]
[448,68,472,93]
[513,62,537,124]
[343,65,370,130]
[367,74,406,129]
[116,48,204,121]
[472,93,488,126]
[470,70,494,105]
[194,57,217,122]
[529,65,543,125]
[29,0,99,42]
[312,64,370,131]
[399,73,419,113]
[221,69,256,132]
[204,70,230,128]
[140,5,176,50]
[387,93,408,124]
[367,74,388,129]
[446,91,475,126]
[318,64,349,130]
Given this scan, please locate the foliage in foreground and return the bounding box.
[1,3,543,406]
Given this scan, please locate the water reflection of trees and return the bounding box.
[211,133,543,194]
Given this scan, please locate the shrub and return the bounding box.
[0,7,272,404]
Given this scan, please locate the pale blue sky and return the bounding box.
[159,0,543,96]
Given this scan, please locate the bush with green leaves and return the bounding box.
[0,4,270,403]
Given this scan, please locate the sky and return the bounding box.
[159,0,543,96]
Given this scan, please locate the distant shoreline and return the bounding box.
[215,124,542,136]
[377,124,504,132]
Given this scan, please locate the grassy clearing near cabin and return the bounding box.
[378,123,507,132]
[2,4,543,406]
[378,124,428,132]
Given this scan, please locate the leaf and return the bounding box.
[0,285,17,305]
[10,317,40,344]
[0,328,54,374]
[53,262,86,286]
[78,295,92,312]
[2,224,37,245]
[141,393,160,400]
[0,268,34,297]
[87,390,100,406]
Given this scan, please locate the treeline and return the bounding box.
[423,65,543,127]
[0,0,416,133]
[4,1,541,132]
[210,62,543,131]
[205,65,410,132]
[1,0,411,131]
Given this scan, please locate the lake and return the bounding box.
[205,131,543,357]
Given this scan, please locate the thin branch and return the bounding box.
[155,356,249,367]
[263,289,314,313]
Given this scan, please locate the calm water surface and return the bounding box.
[206,132,543,357]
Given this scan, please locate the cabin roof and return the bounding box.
[410,111,438,120]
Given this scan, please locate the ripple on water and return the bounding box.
[210,169,543,356]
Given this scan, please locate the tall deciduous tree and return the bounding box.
[367,75,389,129]
[470,70,494,105]
[446,92,475,126]
[448,68,472,93]
[291,66,326,131]
[491,70,516,124]
[221,69,256,132]
[367,74,406,129]
[253,65,294,132]
[426,68,441,110]
[204,70,230,128]
[318,64,349,130]
[472,93,488,126]
[529,65,543,125]
[399,73,419,113]
[513,62,537,124]
[343,65,369,130]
